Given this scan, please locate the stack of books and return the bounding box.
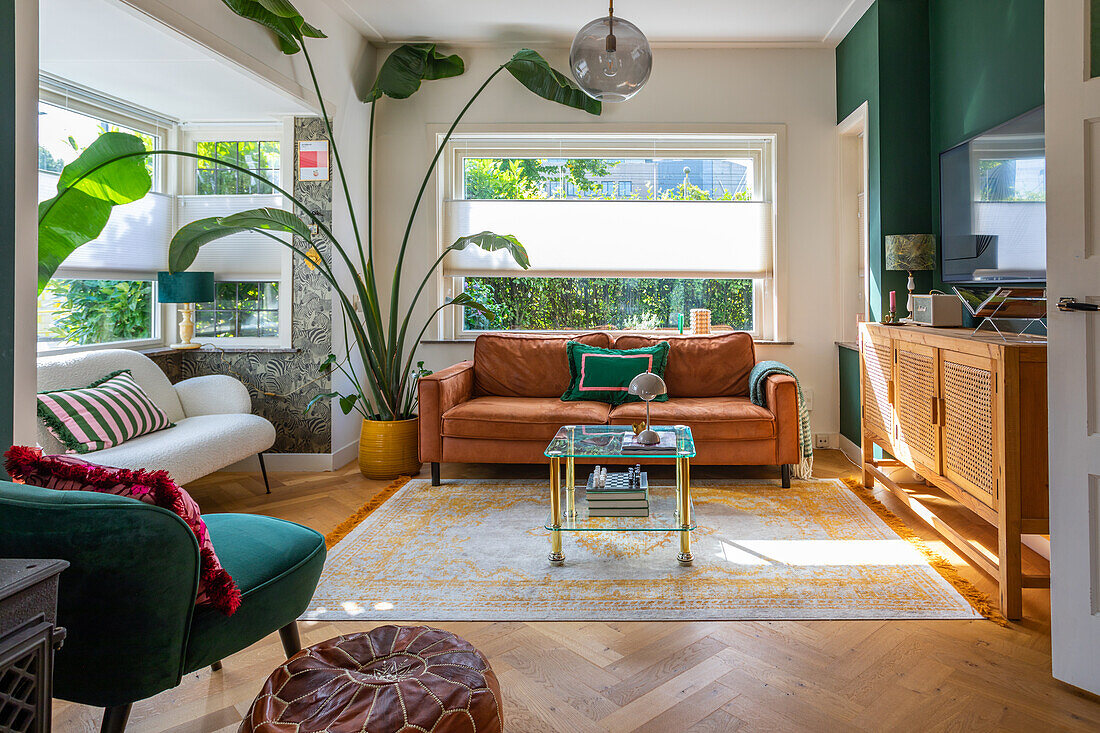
[586,465,649,517]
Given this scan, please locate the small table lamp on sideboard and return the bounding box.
[885,234,936,320]
[158,271,215,350]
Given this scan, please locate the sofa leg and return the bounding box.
[431,462,441,486]
[210,660,223,672]
[279,621,302,658]
[258,452,270,494]
[101,703,132,733]
[781,464,791,488]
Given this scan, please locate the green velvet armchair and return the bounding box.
[0,480,326,732]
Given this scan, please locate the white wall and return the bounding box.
[370,45,842,437]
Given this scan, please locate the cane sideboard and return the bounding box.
[859,322,1048,619]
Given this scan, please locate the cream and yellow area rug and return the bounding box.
[303,478,986,623]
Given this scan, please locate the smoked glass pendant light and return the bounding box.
[569,1,652,102]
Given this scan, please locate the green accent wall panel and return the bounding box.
[836,4,885,321]
[0,0,15,466]
[839,345,861,445]
[836,0,931,321]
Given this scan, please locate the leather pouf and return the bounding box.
[241,626,502,733]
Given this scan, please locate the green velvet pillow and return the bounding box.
[561,341,670,405]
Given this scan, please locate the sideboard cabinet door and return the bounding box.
[940,350,998,509]
[861,327,895,449]
[893,341,941,474]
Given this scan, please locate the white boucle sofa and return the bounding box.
[36,349,276,489]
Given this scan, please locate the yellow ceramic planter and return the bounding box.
[358,417,421,479]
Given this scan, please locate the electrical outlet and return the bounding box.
[802,387,814,412]
[814,434,830,448]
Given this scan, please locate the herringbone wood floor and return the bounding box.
[52,451,1100,732]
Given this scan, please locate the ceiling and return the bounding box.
[325,0,875,46]
[39,0,313,123]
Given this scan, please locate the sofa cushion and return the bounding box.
[184,513,325,672]
[613,332,756,397]
[74,413,277,486]
[562,341,670,405]
[473,332,612,398]
[443,396,611,442]
[608,396,775,441]
[37,370,175,453]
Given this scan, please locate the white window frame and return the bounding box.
[432,125,786,341]
[36,77,177,355]
[179,121,294,348]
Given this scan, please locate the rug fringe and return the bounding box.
[325,475,412,549]
[840,477,1009,626]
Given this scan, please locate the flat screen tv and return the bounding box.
[940,106,1045,284]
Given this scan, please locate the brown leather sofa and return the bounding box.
[418,331,800,486]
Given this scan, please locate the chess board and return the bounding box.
[585,471,649,491]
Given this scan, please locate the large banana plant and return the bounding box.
[37,0,600,421]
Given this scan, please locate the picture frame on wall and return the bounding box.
[297,140,330,181]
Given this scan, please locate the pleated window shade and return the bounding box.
[40,172,173,277]
[176,194,288,278]
[442,199,774,279]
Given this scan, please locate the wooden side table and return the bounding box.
[0,559,68,733]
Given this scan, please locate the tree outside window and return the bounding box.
[195,141,280,194]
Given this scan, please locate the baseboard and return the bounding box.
[839,434,862,466]
[330,438,359,471]
[223,441,359,473]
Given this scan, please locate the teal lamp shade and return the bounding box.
[885,234,936,272]
[157,271,215,304]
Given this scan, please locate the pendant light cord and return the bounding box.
[606,0,617,52]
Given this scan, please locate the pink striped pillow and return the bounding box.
[37,369,174,454]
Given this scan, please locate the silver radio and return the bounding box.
[910,294,964,327]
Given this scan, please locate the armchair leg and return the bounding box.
[258,452,270,494]
[101,703,132,733]
[431,462,441,486]
[279,621,302,658]
[780,464,791,488]
[210,660,223,672]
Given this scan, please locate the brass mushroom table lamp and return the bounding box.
[628,371,667,445]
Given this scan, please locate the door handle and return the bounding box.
[1057,297,1099,312]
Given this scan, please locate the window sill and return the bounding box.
[138,345,299,355]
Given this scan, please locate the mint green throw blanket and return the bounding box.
[748,360,813,479]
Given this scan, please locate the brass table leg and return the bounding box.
[677,455,693,566]
[549,456,564,565]
[566,455,576,519]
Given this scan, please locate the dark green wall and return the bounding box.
[835,0,1043,446]
[836,0,932,322]
[838,345,861,445]
[929,0,1045,292]
[1,0,15,465]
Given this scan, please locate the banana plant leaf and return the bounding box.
[504,49,601,116]
[169,218,250,273]
[221,0,325,55]
[37,132,152,293]
[169,207,311,272]
[446,231,530,269]
[362,43,465,103]
[448,291,494,319]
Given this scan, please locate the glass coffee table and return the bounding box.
[543,424,697,567]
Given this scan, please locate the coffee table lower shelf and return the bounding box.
[544,463,696,566]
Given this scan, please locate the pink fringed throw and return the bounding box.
[4,446,241,615]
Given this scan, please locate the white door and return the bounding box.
[1047,0,1100,695]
